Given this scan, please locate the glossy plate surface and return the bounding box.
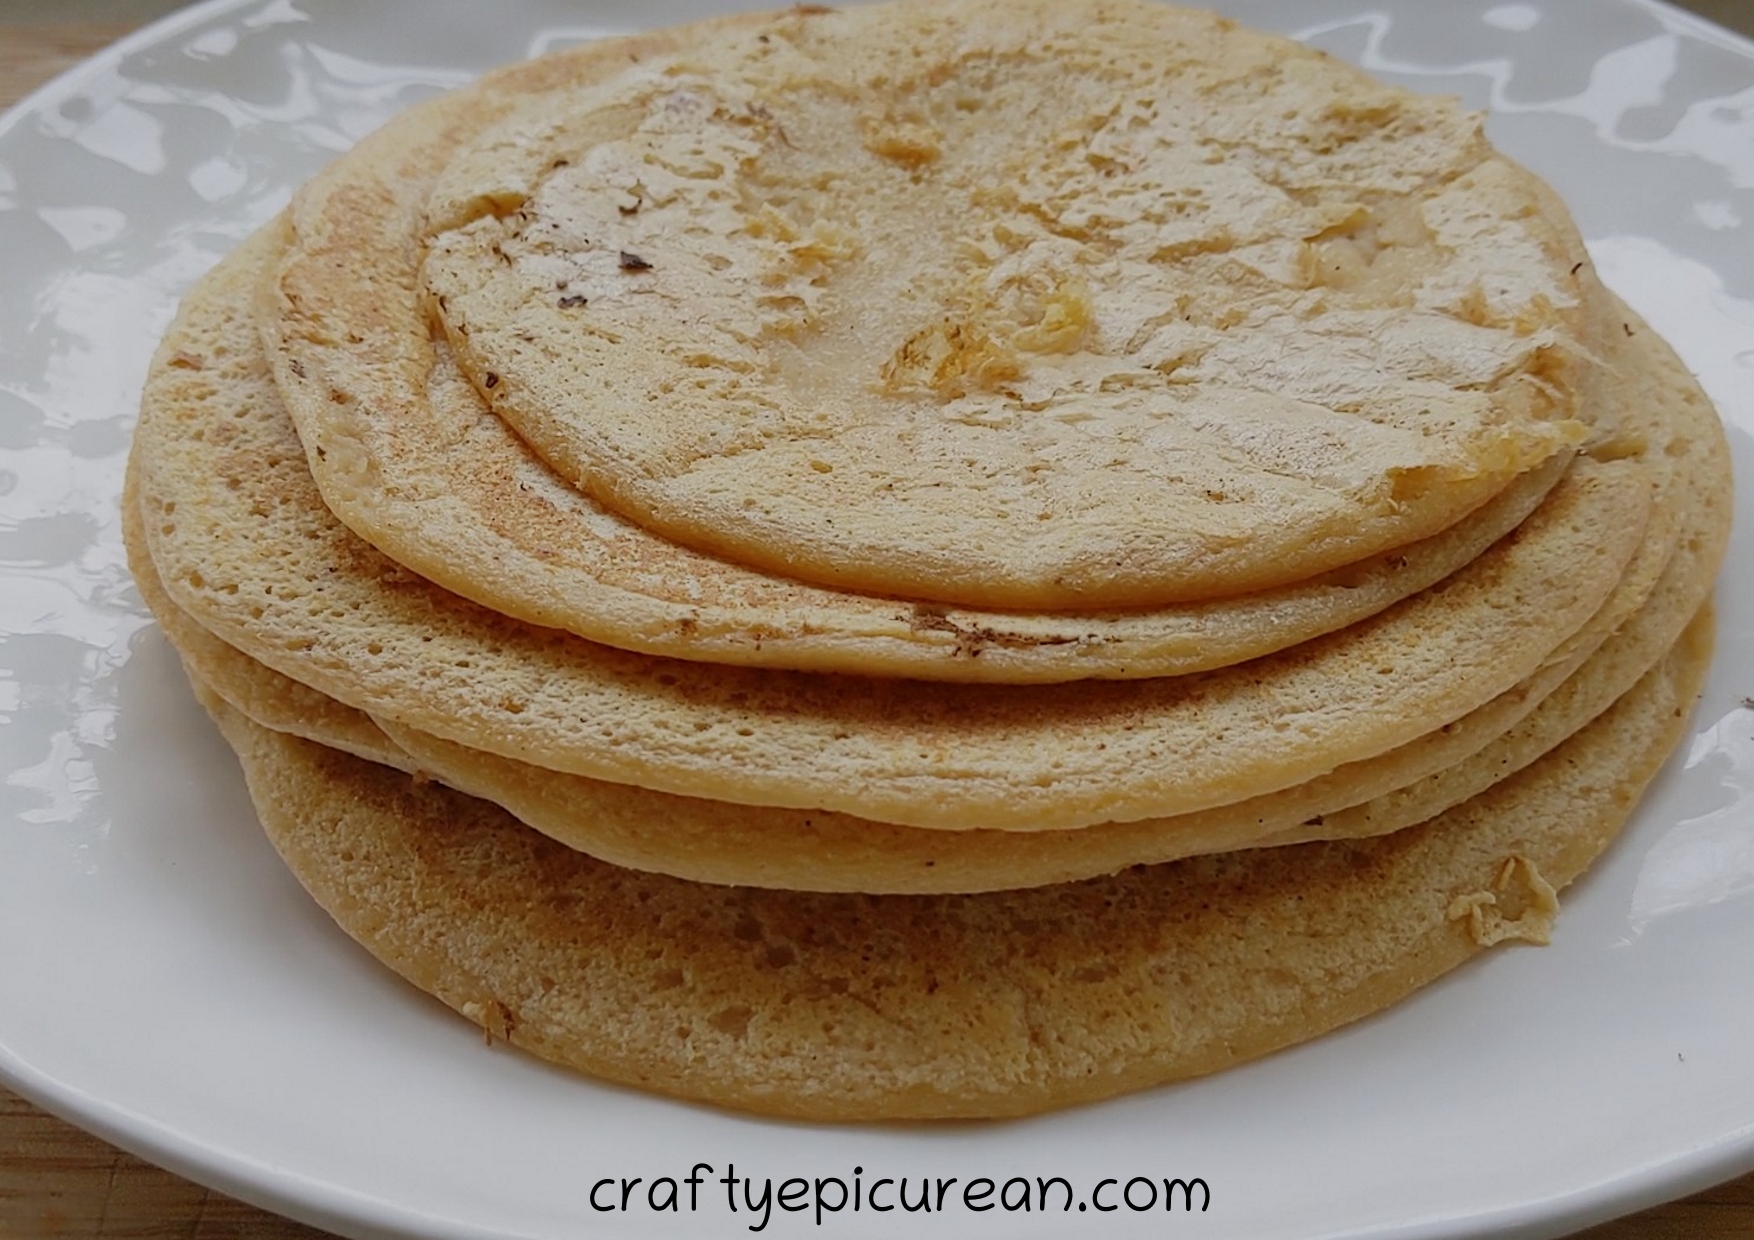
[1,2,1752,1237]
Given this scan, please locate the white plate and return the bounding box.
[2,1,1752,1237]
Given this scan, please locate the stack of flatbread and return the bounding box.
[123,0,1730,1120]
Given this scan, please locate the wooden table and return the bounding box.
[3,10,1753,1240]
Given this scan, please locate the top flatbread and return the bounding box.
[417,0,1593,609]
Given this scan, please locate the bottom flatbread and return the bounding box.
[201,614,1709,1119]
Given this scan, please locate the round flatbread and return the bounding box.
[134,222,1655,830]
[418,0,1594,609]
[201,619,1710,1119]
[130,373,1724,891]
[129,286,1728,890]
[261,55,1565,683]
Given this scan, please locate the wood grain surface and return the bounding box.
[3,11,1752,1240]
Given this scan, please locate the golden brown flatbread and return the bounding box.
[259,57,1566,682]
[419,0,1593,610]
[127,330,1728,890]
[134,223,1652,831]
[200,610,1710,1118]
